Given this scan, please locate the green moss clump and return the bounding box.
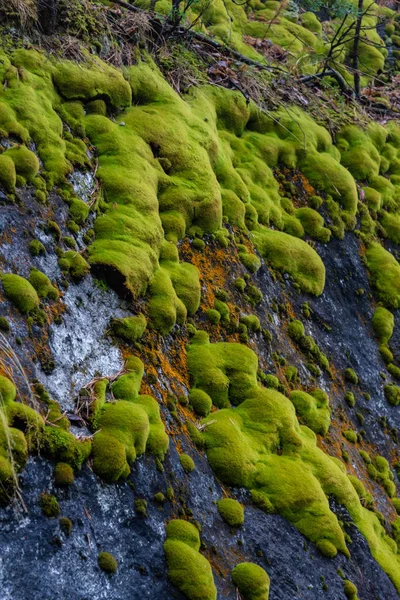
[253,229,325,296]
[29,269,59,301]
[217,498,244,527]
[58,251,90,279]
[372,306,394,345]
[384,384,400,406]
[91,359,168,482]
[366,243,400,308]
[154,491,165,503]
[316,539,337,558]
[135,498,148,516]
[111,314,147,343]
[0,317,10,332]
[393,498,400,514]
[343,580,359,600]
[235,278,246,292]
[40,493,60,517]
[231,562,270,600]
[59,516,72,535]
[42,427,91,471]
[0,154,16,192]
[4,145,39,182]
[239,253,261,274]
[2,274,39,314]
[54,462,74,486]
[29,239,45,256]
[164,519,216,600]
[240,315,260,332]
[264,374,279,389]
[206,309,221,325]
[287,320,305,342]
[295,207,331,243]
[69,198,89,224]
[189,389,212,417]
[344,368,358,385]
[192,238,205,251]
[289,389,331,436]
[344,392,356,407]
[98,551,118,574]
[214,300,230,322]
[180,453,195,473]
[343,430,358,443]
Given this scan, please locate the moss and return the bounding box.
[343,580,359,600]
[344,368,358,385]
[316,539,338,558]
[253,229,325,295]
[69,197,89,224]
[264,374,279,389]
[58,251,90,280]
[92,360,168,482]
[98,551,118,574]
[164,519,216,600]
[343,430,358,443]
[393,498,400,514]
[28,268,59,301]
[188,339,400,583]
[217,498,244,527]
[235,278,246,292]
[387,362,400,380]
[247,285,262,306]
[187,422,205,448]
[0,154,16,192]
[111,314,147,343]
[289,389,331,436]
[359,450,371,464]
[4,145,39,182]
[42,427,90,470]
[295,207,331,243]
[384,384,400,406]
[192,238,205,251]
[214,300,230,322]
[239,252,261,273]
[59,516,72,535]
[40,493,60,518]
[206,309,221,325]
[372,306,394,345]
[2,274,39,314]
[54,462,74,486]
[0,317,10,332]
[240,315,260,332]
[180,453,195,473]
[135,498,148,516]
[287,320,305,342]
[147,259,200,334]
[231,562,270,600]
[344,392,356,407]
[366,243,400,308]
[63,236,76,249]
[188,338,259,408]
[189,389,212,417]
[29,239,45,256]
[154,492,165,503]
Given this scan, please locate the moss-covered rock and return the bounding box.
[231,562,270,600]
[164,520,216,600]
[2,274,39,314]
[98,551,118,574]
[180,453,195,473]
[217,498,244,527]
